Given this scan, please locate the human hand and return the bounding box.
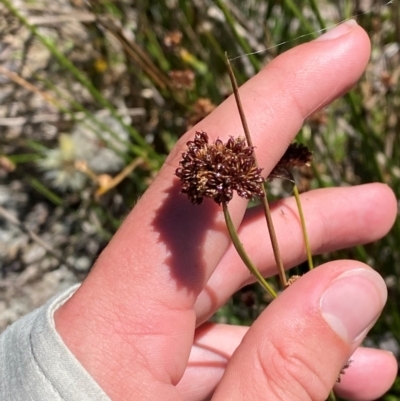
[55,21,398,401]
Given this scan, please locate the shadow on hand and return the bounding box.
[152,179,225,294]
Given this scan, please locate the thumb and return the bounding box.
[211,262,387,401]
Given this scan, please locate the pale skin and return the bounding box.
[55,21,398,401]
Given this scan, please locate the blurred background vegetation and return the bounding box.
[0,0,399,399]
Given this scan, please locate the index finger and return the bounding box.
[100,20,370,304]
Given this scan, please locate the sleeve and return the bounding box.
[0,285,111,401]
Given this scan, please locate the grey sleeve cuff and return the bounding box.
[0,285,111,401]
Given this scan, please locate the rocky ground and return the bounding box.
[0,0,123,331]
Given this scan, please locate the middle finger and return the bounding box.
[195,183,396,324]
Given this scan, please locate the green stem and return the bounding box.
[327,390,336,401]
[216,0,260,72]
[308,0,326,30]
[293,185,314,270]
[283,0,315,34]
[222,202,277,299]
[27,177,63,206]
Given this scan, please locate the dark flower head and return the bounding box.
[268,143,312,181]
[175,131,264,205]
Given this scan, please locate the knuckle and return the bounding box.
[314,208,334,253]
[257,339,330,401]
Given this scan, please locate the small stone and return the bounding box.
[22,244,46,266]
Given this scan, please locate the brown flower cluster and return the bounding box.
[175,131,264,205]
[268,143,312,181]
[163,30,183,48]
[187,98,216,129]
[168,69,195,90]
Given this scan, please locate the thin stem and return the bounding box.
[225,54,287,288]
[308,0,326,30]
[226,54,252,146]
[327,390,336,401]
[216,0,260,72]
[222,202,277,299]
[293,184,314,270]
[283,0,315,34]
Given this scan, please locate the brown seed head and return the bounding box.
[175,131,264,205]
[268,143,312,181]
[168,69,195,90]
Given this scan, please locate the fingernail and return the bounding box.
[320,268,387,343]
[316,20,358,41]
